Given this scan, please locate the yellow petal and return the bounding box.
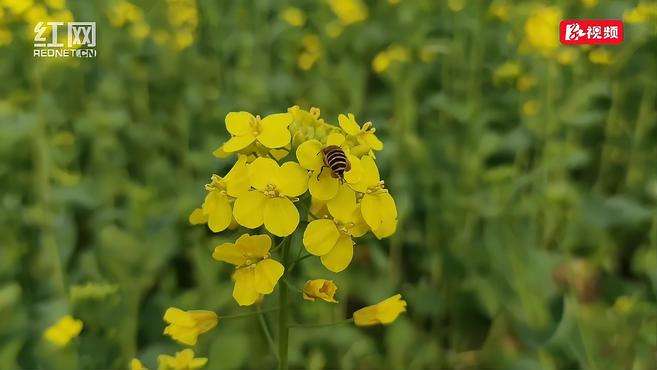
[309,169,339,201]
[320,235,354,272]
[163,307,195,326]
[212,145,232,158]
[364,132,383,151]
[326,132,345,146]
[233,191,267,228]
[343,154,362,184]
[376,294,407,324]
[225,111,255,136]
[263,197,299,236]
[327,185,357,222]
[212,242,247,265]
[302,279,338,303]
[248,157,279,190]
[359,155,380,188]
[225,156,251,197]
[222,134,256,152]
[257,113,292,148]
[233,267,259,306]
[360,193,389,230]
[190,357,208,369]
[202,192,232,233]
[235,233,272,258]
[277,162,309,197]
[188,310,218,333]
[164,324,199,345]
[254,259,284,294]
[188,208,207,225]
[303,219,339,256]
[338,113,361,136]
[296,139,324,171]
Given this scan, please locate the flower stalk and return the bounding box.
[278,236,292,370]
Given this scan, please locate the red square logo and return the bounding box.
[560,19,623,45]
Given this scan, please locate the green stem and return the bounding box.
[257,308,278,361]
[278,237,292,370]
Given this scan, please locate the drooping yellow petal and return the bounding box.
[164,324,199,346]
[302,279,338,303]
[234,233,272,258]
[222,133,256,152]
[189,357,208,369]
[254,259,284,294]
[364,132,383,151]
[353,294,407,326]
[232,267,259,306]
[327,185,357,222]
[338,113,361,136]
[303,219,340,256]
[203,191,232,233]
[277,162,309,197]
[248,157,279,190]
[343,154,362,184]
[225,111,256,136]
[233,191,267,228]
[309,169,339,200]
[188,311,218,333]
[320,234,354,272]
[163,307,196,327]
[296,139,324,171]
[257,113,292,148]
[188,208,207,225]
[326,132,345,146]
[212,242,248,266]
[225,156,251,197]
[263,197,299,236]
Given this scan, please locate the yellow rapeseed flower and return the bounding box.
[232,158,308,236]
[349,156,398,239]
[280,6,306,27]
[523,6,562,55]
[624,3,657,24]
[158,349,207,370]
[448,0,465,12]
[213,234,285,306]
[516,75,536,92]
[556,48,578,65]
[489,1,510,21]
[581,0,597,8]
[130,358,148,370]
[338,113,383,155]
[371,45,410,74]
[163,308,218,346]
[298,34,322,70]
[303,186,369,272]
[353,294,407,326]
[589,48,613,65]
[220,111,292,153]
[43,315,83,347]
[522,100,539,117]
[493,61,521,84]
[327,0,368,26]
[303,279,338,302]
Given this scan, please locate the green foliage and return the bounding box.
[1,0,656,369]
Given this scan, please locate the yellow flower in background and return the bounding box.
[516,75,536,92]
[589,48,613,65]
[581,0,597,8]
[624,2,657,24]
[0,27,12,46]
[353,294,407,326]
[296,133,362,201]
[107,1,143,27]
[556,48,578,65]
[43,315,83,347]
[303,186,369,272]
[325,21,343,38]
[493,61,521,84]
[163,308,218,346]
[328,0,368,26]
[489,1,510,21]
[447,0,465,12]
[130,358,148,370]
[3,0,33,15]
[372,45,410,74]
[523,6,561,55]
[193,157,250,233]
[349,156,397,239]
[338,113,383,155]
[166,0,198,50]
[45,0,66,10]
[158,349,207,370]
[280,6,306,27]
[221,111,292,153]
[213,234,285,306]
[303,279,338,302]
[522,100,539,117]
[298,34,322,70]
[233,158,307,236]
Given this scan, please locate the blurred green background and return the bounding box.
[1,0,656,369]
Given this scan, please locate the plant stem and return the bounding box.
[258,308,278,361]
[278,236,292,370]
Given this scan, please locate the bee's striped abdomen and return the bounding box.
[322,145,351,179]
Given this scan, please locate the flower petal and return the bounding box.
[263,197,299,236]
[225,156,251,197]
[320,235,354,272]
[188,208,207,225]
[343,154,362,184]
[233,191,267,228]
[248,157,279,190]
[338,113,361,136]
[233,267,259,306]
[303,219,340,256]
[326,132,345,146]
[163,307,195,326]
[327,185,357,222]
[360,193,383,230]
[277,162,309,197]
[257,113,292,148]
[235,233,272,258]
[222,134,256,152]
[254,259,284,294]
[359,155,380,188]
[309,169,339,201]
[212,242,247,266]
[202,191,232,232]
[296,139,324,171]
[225,111,256,136]
[364,132,383,151]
